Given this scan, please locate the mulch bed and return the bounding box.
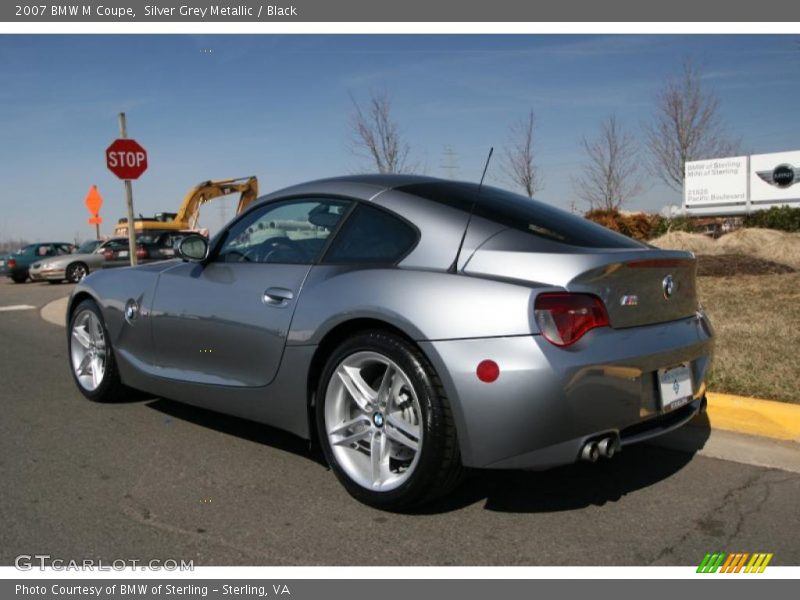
[696,253,796,277]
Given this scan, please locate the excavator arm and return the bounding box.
[176,176,259,229]
[114,176,259,236]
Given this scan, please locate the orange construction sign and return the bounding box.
[85,185,104,226]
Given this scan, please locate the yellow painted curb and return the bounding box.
[697,392,800,442]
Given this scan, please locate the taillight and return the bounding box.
[136,246,148,260]
[534,293,609,347]
[103,249,114,261]
[7,258,16,268]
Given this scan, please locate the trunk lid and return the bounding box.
[463,229,698,329]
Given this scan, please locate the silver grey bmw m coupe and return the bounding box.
[67,175,713,509]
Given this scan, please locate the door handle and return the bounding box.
[263,287,294,307]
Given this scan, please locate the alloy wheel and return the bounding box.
[324,351,423,491]
[69,264,87,283]
[70,310,106,391]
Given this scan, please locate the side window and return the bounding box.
[38,245,52,257]
[323,204,418,265]
[57,244,72,255]
[216,198,351,264]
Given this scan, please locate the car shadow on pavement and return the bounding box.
[141,396,711,515]
[143,397,329,467]
[416,415,712,515]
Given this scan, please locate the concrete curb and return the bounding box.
[697,392,800,443]
[40,295,800,443]
[40,296,68,327]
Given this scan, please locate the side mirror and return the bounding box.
[177,235,209,262]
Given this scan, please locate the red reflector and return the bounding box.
[476,360,500,383]
[136,246,148,259]
[103,250,113,260]
[7,259,16,268]
[534,293,609,347]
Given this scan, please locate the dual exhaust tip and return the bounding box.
[580,436,621,463]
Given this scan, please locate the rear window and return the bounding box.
[76,240,100,254]
[396,181,644,249]
[323,204,418,265]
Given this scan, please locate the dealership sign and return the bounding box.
[684,150,800,215]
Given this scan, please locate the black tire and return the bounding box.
[66,262,88,283]
[11,273,27,283]
[316,330,463,511]
[67,299,133,403]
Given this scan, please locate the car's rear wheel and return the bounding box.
[316,330,463,510]
[11,273,27,283]
[68,299,130,402]
[67,262,88,283]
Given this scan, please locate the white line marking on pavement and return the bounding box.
[0,304,36,312]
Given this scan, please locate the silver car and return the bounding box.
[30,239,124,283]
[66,175,713,510]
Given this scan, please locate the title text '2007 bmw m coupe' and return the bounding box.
[67,175,713,510]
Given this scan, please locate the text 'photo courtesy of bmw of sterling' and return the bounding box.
[66,175,713,510]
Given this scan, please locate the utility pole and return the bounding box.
[440,145,459,179]
[118,113,138,266]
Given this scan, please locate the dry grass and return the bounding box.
[650,231,720,255]
[651,228,800,270]
[716,228,800,270]
[698,273,800,403]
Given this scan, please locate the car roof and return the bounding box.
[257,174,445,205]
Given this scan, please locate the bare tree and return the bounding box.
[349,91,412,174]
[573,114,644,211]
[502,110,542,198]
[646,60,741,191]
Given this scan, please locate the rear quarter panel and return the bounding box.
[288,265,541,345]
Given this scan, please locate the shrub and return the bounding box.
[743,206,800,232]
[584,209,657,241]
[649,215,701,238]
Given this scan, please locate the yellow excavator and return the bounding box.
[114,176,259,236]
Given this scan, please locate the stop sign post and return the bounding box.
[106,113,147,266]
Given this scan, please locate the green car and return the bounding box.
[4,242,75,283]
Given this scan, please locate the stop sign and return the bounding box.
[106,138,148,180]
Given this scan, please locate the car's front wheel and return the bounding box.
[68,299,130,402]
[316,331,463,510]
[67,262,89,283]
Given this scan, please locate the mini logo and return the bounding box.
[662,274,675,299]
[620,294,638,306]
[697,552,773,573]
[756,163,800,189]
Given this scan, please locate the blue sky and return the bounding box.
[1,34,799,241]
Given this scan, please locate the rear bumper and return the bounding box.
[419,313,713,469]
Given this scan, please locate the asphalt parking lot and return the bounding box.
[1,278,799,566]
